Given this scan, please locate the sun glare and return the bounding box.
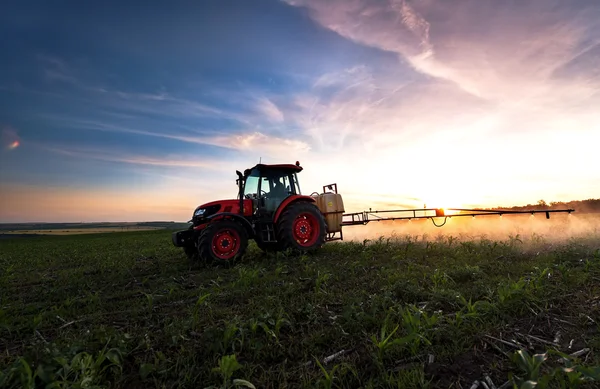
[439,208,460,216]
[422,194,464,211]
[8,140,19,150]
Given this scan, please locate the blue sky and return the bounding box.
[1,0,600,222]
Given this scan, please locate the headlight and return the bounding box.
[192,204,220,219]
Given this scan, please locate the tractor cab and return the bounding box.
[239,162,303,216]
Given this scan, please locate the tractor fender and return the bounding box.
[206,212,255,239]
[273,195,317,224]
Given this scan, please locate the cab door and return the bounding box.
[259,173,292,214]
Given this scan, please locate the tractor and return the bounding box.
[171,161,345,263]
[172,161,575,263]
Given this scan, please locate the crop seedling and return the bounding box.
[206,354,255,389]
[509,349,600,388]
[430,269,451,289]
[191,292,212,328]
[234,267,260,288]
[315,271,331,293]
[509,349,550,387]
[221,321,244,354]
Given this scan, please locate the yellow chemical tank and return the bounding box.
[313,192,345,233]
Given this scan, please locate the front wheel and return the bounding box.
[197,220,248,264]
[277,202,327,252]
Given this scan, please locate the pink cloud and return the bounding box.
[254,96,285,123]
[1,125,21,151]
[284,0,600,101]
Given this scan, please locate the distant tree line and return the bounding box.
[491,198,600,213]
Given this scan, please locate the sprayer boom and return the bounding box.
[342,207,575,228]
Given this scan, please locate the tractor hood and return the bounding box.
[192,199,232,219]
[190,199,252,221]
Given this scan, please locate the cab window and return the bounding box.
[243,169,260,197]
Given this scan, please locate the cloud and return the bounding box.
[281,64,491,156]
[27,54,308,160]
[38,115,311,161]
[196,131,310,159]
[39,144,227,170]
[284,0,600,101]
[106,90,232,119]
[32,54,250,124]
[1,125,21,151]
[254,96,285,123]
[36,54,79,84]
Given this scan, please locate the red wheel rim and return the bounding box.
[292,212,320,247]
[211,228,240,260]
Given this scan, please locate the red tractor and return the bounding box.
[172,161,575,263]
[171,161,345,263]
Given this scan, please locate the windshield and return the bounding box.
[243,168,260,197]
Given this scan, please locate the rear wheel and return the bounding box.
[197,220,248,264]
[277,202,327,252]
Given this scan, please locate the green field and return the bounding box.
[0,227,165,236]
[1,225,600,388]
[0,222,191,235]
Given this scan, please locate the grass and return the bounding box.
[1,228,599,388]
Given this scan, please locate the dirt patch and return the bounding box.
[425,350,502,388]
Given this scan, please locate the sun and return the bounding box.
[436,207,460,216]
[422,194,464,215]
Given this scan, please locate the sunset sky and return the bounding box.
[1,0,599,223]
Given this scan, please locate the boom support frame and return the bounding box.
[342,207,575,228]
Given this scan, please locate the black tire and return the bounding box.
[197,219,248,264]
[276,201,327,252]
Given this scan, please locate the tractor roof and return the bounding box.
[243,161,303,176]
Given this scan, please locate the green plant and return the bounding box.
[315,271,331,292]
[509,349,600,389]
[206,354,255,389]
[235,267,260,288]
[430,269,451,289]
[509,350,549,387]
[221,321,244,353]
[371,315,416,362]
[192,292,211,326]
[314,359,340,389]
